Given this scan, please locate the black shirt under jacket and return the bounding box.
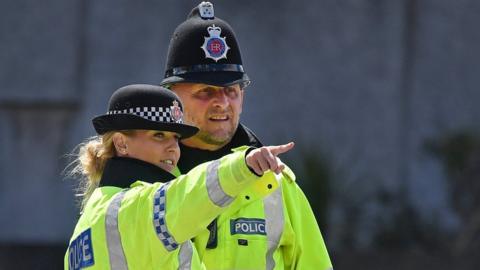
[99,157,176,188]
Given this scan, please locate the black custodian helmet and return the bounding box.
[161,1,250,87]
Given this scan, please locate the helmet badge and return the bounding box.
[201,24,230,62]
[170,100,183,123]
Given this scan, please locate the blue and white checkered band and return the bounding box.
[153,183,179,251]
[165,64,244,77]
[106,106,183,123]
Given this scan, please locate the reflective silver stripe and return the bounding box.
[178,241,193,270]
[206,160,234,207]
[105,191,129,270]
[153,182,180,251]
[264,188,284,270]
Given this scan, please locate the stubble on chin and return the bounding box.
[196,129,233,146]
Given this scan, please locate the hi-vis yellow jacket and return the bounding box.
[64,148,278,270]
[187,167,333,270]
[176,145,333,270]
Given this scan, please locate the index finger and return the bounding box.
[268,142,295,156]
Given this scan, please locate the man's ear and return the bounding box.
[239,88,244,114]
[112,132,128,156]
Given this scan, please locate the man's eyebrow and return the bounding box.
[195,86,221,92]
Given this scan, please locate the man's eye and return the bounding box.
[225,87,239,98]
[193,90,213,99]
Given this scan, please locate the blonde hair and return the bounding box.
[66,130,134,211]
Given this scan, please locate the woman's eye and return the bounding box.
[154,132,165,139]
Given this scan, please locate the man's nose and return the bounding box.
[212,89,229,108]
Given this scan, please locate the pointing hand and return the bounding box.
[246,142,294,175]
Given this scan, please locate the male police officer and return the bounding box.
[161,2,333,269]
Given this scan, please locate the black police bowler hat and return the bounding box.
[92,84,198,138]
[161,2,250,87]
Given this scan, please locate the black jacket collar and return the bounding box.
[99,157,176,188]
[177,124,263,173]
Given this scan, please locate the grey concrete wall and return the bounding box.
[406,0,480,225]
[0,0,82,242]
[1,0,480,254]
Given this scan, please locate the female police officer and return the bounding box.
[64,84,293,269]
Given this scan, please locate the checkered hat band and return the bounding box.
[106,107,183,123]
